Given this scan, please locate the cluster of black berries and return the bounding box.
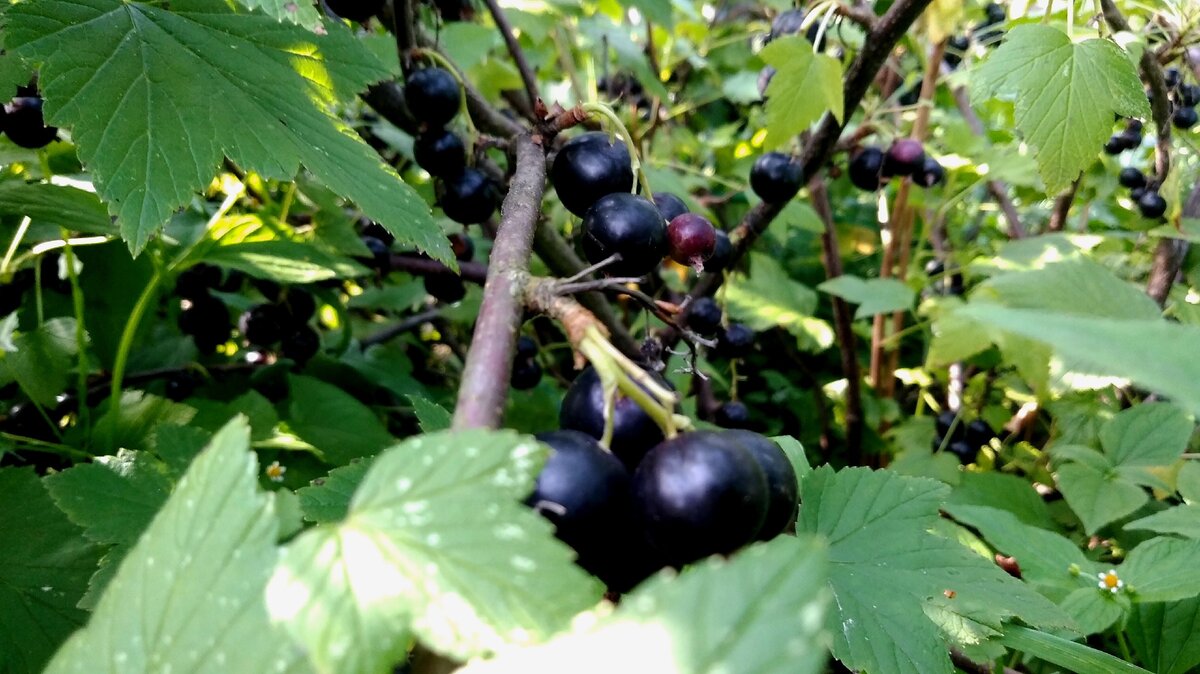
[510,335,543,390]
[175,264,235,353]
[551,132,731,277]
[2,86,58,149]
[598,72,650,113]
[405,67,499,226]
[1165,67,1200,130]
[848,139,944,191]
[972,2,1007,46]
[238,285,321,364]
[424,232,476,304]
[427,0,474,22]
[530,365,799,590]
[683,297,756,427]
[1104,118,1144,155]
[1117,167,1168,219]
[933,411,997,465]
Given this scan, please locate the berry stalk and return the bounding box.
[580,102,654,197]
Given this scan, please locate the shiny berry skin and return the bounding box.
[559,365,668,469]
[714,323,755,359]
[179,295,232,353]
[883,139,926,177]
[174,264,222,300]
[1118,167,1147,189]
[414,128,466,177]
[325,0,384,20]
[439,167,498,225]
[404,68,461,128]
[239,304,286,346]
[715,401,751,429]
[1103,135,1127,155]
[652,192,689,223]
[1137,190,1168,218]
[685,297,722,336]
[749,152,803,203]
[4,97,58,149]
[281,325,321,363]
[1165,67,1182,90]
[724,430,798,540]
[1173,106,1199,130]
[580,193,668,277]
[1181,84,1200,107]
[768,9,806,40]
[706,230,734,273]
[550,132,635,217]
[510,359,543,390]
[848,147,885,191]
[1130,186,1147,203]
[448,232,475,261]
[515,335,539,360]
[424,272,467,303]
[944,35,970,68]
[946,439,978,465]
[984,2,1005,24]
[914,157,945,188]
[633,431,769,565]
[667,213,717,269]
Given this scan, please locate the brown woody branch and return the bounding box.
[389,254,489,284]
[1046,177,1081,232]
[1147,181,1200,307]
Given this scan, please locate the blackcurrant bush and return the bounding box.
[914,157,945,188]
[667,213,717,269]
[424,272,467,303]
[550,132,635,217]
[652,192,689,223]
[633,431,769,565]
[516,335,539,360]
[1118,167,1146,189]
[706,230,734,273]
[685,297,722,336]
[848,147,885,191]
[325,0,384,21]
[946,439,979,465]
[580,193,668,277]
[239,303,286,347]
[1173,106,1198,130]
[448,232,475,261]
[414,128,466,177]
[1137,190,1168,219]
[714,401,751,429]
[883,139,926,177]
[510,359,543,390]
[174,264,222,300]
[749,152,803,203]
[559,365,669,469]
[439,167,498,225]
[404,68,461,128]
[281,325,321,364]
[724,430,798,540]
[714,323,755,359]
[4,97,57,149]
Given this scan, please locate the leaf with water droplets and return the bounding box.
[267,429,604,671]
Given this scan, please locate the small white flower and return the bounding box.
[1097,570,1124,594]
[266,460,287,483]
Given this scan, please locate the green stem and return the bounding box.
[581,102,654,196]
[1116,630,1133,663]
[62,235,90,431]
[33,257,44,326]
[109,268,164,408]
[1,216,32,276]
[277,181,297,227]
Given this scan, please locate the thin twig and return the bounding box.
[1047,177,1081,232]
[479,0,539,121]
[389,254,490,284]
[360,308,444,347]
[952,86,1024,238]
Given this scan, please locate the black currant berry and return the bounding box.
[559,365,668,469]
[280,290,316,327]
[715,401,751,429]
[944,35,970,68]
[325,0,384,21]
[667,213,717,269]
[239,304,286,347]
[1118,167,1147,189]
[164,371,198,402]
[983,2,1005,25]
[4,97,57,149]
[1103,135,1128,155]
[685,297,722,336]
[706,230,734,273]
[448,232,475,262]
[1130,186,1147,202]
[946,439,979,465]
[1173,106,1198,130]
[768,9,806,41]
[516,335,539,360]
[1181,84,1200,107]
[724,430,798,540]
[550,132,635,217]
[361,220,396,247]
[174,264,222,300]
[404,68,461,128]
[935,410,962,441]
[714,323,755,359]
[652,192,689,223]
[424,272,467,303]
[511,359,543,390]
[883,139,926,177]
[281,325,321,364]
[749,152,803,203]
[633,431,769,565]
[848,147,885,191]
[414,128,466,177]
[179,295,232,353]
[1137,190,1168,218]
[580,193,668,277]
[964,419,995,449]
[1165,67,1182,90]
[431,0,474,21]
[360,235,392,270]
[914,157,945,188]
[439,167,498,225]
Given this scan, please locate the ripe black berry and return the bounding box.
[1137,190,1168,218]
[944,35,970,68]
[883,139,926,177]
[164,371,198,401]
[1103,135,1128,155]
[946,439,978,465]
[431,0,474,21]
[280,290,316,327]
[914,157,945,188]
[404,68,461,128]
[724,430,798,540]
[281,325,321,364]
[1130,186,1147,202]
[1181,84,1200,107]
[706,230,734,273]
[667,213,717,269]
[1173,106,1198,130]
[414,128,466,177]
[1165,67,1182,90]
[714,323,755,359]
[559,365,669,468]
[580,193,668,277]
[179,295,232,353]
[424,272,467,303]
[715,401,751,429]
[685,297,722,336]
[550,132,635,217]
[749,152,803,203]
[325,0,384,21]
[239,304,286,347]
[360,236,392,269]
[174,264,222,300]
[652,192,689,223]
[5,97,58,149]
[633,431,769,565]
[848,147,885,191]
[439,168,498,225]
[511,359,543,390]
[983,2,1005,24]
[361,220,395,247]
[448,232,475,261]
[1118,167,1146,189]
[768,9,826,49]
[964,419,995,449]
[516,335,539,360]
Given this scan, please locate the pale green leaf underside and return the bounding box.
[7,0,452,264]
[818,275,914,319]
[233,0,323,29]
[971,25,1148,193]
[761,37,844,149]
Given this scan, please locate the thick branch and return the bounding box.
[452,135,546,429]
[482,0,540,120]
[1101,0,1171,182]
[1147,181,1200,306]
[952,86,1024,238]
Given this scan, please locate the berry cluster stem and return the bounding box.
[580,102,654,197]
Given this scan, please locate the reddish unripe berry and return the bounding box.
[667,213,717,271]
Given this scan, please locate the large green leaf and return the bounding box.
[43,417,311,674]
[201,240,370,283]
[459,535,830,674]
[2,317,79,407]
[1099,403,1192,468]
[232,0,322,29]
[818,275,914,319]
[1126,504,1200,539]
[1120,537,1200,603]
[0,468,102,674]
[267,429,602,670]
[1127,598,1200,674]
[971,25,1148,193]
[722,253,832,351]
[1056,462,1148,535]
[6,0,452,263]
[287,375,394,464]
[44,450,172,546]
[797,467,1072,674]
[296,458,374,523]
[0,182,114,235]
[761,37,843,149]
[975,257,1160,321]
